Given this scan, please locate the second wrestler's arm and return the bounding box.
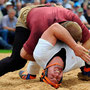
[41,23,90,63]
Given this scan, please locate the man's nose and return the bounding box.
[52,78,58,84]
[54,73,60,78]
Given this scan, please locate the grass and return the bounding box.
[0,49,12,53]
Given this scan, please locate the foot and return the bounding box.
[19,70,36,80]
[78,67,90,81]
[78,72,90,81]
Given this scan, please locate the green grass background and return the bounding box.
[0,49,12,53]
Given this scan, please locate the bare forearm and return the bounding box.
[42,23,78,50]
[53,23,78,51]
[53,24,90,62]
[41,23,90,62]
[82,38,90,50]
[3,27,15,31]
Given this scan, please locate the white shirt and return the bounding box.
[33,39,85,73]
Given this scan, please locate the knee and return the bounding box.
[20,48,27,59]
[20,48,34,60]
[20,49,26,60]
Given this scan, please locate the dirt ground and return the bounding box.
[0,53,90,90]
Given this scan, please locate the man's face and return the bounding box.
[9,12,15,19]
[78,12,83,17]
[6,5,13,11]
[47,65,63,84]
[0,0,5,4]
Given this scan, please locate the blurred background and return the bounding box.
[0,0,90,50]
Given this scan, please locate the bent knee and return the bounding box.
[20,52,25,59]
[20,48,28,60]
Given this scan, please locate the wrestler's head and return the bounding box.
[61,21,82,42]
[40,56,64,89]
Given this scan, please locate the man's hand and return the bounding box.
[74,44,90,63]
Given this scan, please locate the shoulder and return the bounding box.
[3,15,8,18]
[2,15,8,20]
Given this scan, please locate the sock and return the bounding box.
[27,61,40,75]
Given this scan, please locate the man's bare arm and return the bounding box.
[3,26,15,31]
[41,23,90,63]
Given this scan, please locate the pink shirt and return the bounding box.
[24,7,90,55]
